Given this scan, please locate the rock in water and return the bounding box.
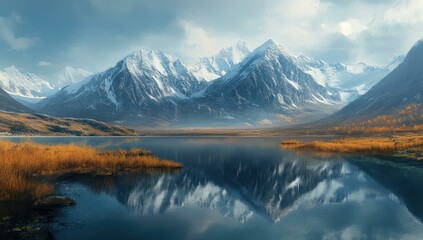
[33,196,76,210]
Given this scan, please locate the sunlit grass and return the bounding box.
[0,141,182,201]
[281,134,423,159]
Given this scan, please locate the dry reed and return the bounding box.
[281,134,423,159]
[0,141,182,201]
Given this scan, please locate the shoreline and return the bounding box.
[0,141,182,202]
[281,134,423,161]
[0,141,182,238]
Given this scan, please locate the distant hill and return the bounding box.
[0,111,136,136]
[0,87,31,113]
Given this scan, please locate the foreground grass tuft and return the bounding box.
[281,134,423,160]
[0,141,182,201]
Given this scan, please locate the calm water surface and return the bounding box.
[3,136,423,240]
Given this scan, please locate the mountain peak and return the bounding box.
[236,40,247,46]
[122,49,180,76]
[52,66,92,89]
[125,49,176,63]
[190,42,251,81]
[262,39,279,48]
[217,41,251,59]
[412,38,423,49]
[254,39,282,56]
[404,37,423,65]
[4,66,21,74]
[235,40,249,51]
[61,66,91,75]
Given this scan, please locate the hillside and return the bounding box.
[0,111,136,136]
[0,87,31,113]
[329,39,423,123]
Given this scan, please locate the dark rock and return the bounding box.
[33,196,76,211]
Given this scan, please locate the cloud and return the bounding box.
[259,119,273,125]
[38,61,53,66]
[338,19,368,39]
[0,14,38,51]
[2,0,423,72]
[254,0,423,64]
[383,0,423,24]
[178,21,240,60]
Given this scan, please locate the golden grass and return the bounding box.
[281,134,423,159]
[0,141,182,201]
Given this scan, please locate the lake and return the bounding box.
[2,136,423,240]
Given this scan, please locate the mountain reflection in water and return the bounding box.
[71,157,402,224]
[3,136,423,239]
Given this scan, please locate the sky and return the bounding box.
[0,0,423,76]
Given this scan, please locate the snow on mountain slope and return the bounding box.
[51,66,92,89]
[188,41,251,81]
[39,39,405,127]
[0,66,55,101]
[39,49,207,124]
[329,38,423,122]
[296,56,392,103]
[200,39,342,123]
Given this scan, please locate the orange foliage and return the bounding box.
[330,104,423,134]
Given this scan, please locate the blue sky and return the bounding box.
[1,0,423,76]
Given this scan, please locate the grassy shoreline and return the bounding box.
[281,134,423,160]
[0,141,182,201]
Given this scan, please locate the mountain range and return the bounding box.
[0,66,55,103]
[1,37,418,128]
[35,39,395,127]
[188,41,251,81]
[0,66,91,105]
[329,39,423,123]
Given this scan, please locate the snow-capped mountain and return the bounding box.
[387,55,405,70]
[51,66,92,89]
[329,38,423,122]
[39,49,207,124]
[188,41,251,81]
[0,66,55,102]
[197,39,343,124]
[39,39,404,127]
[296,56,391,103]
